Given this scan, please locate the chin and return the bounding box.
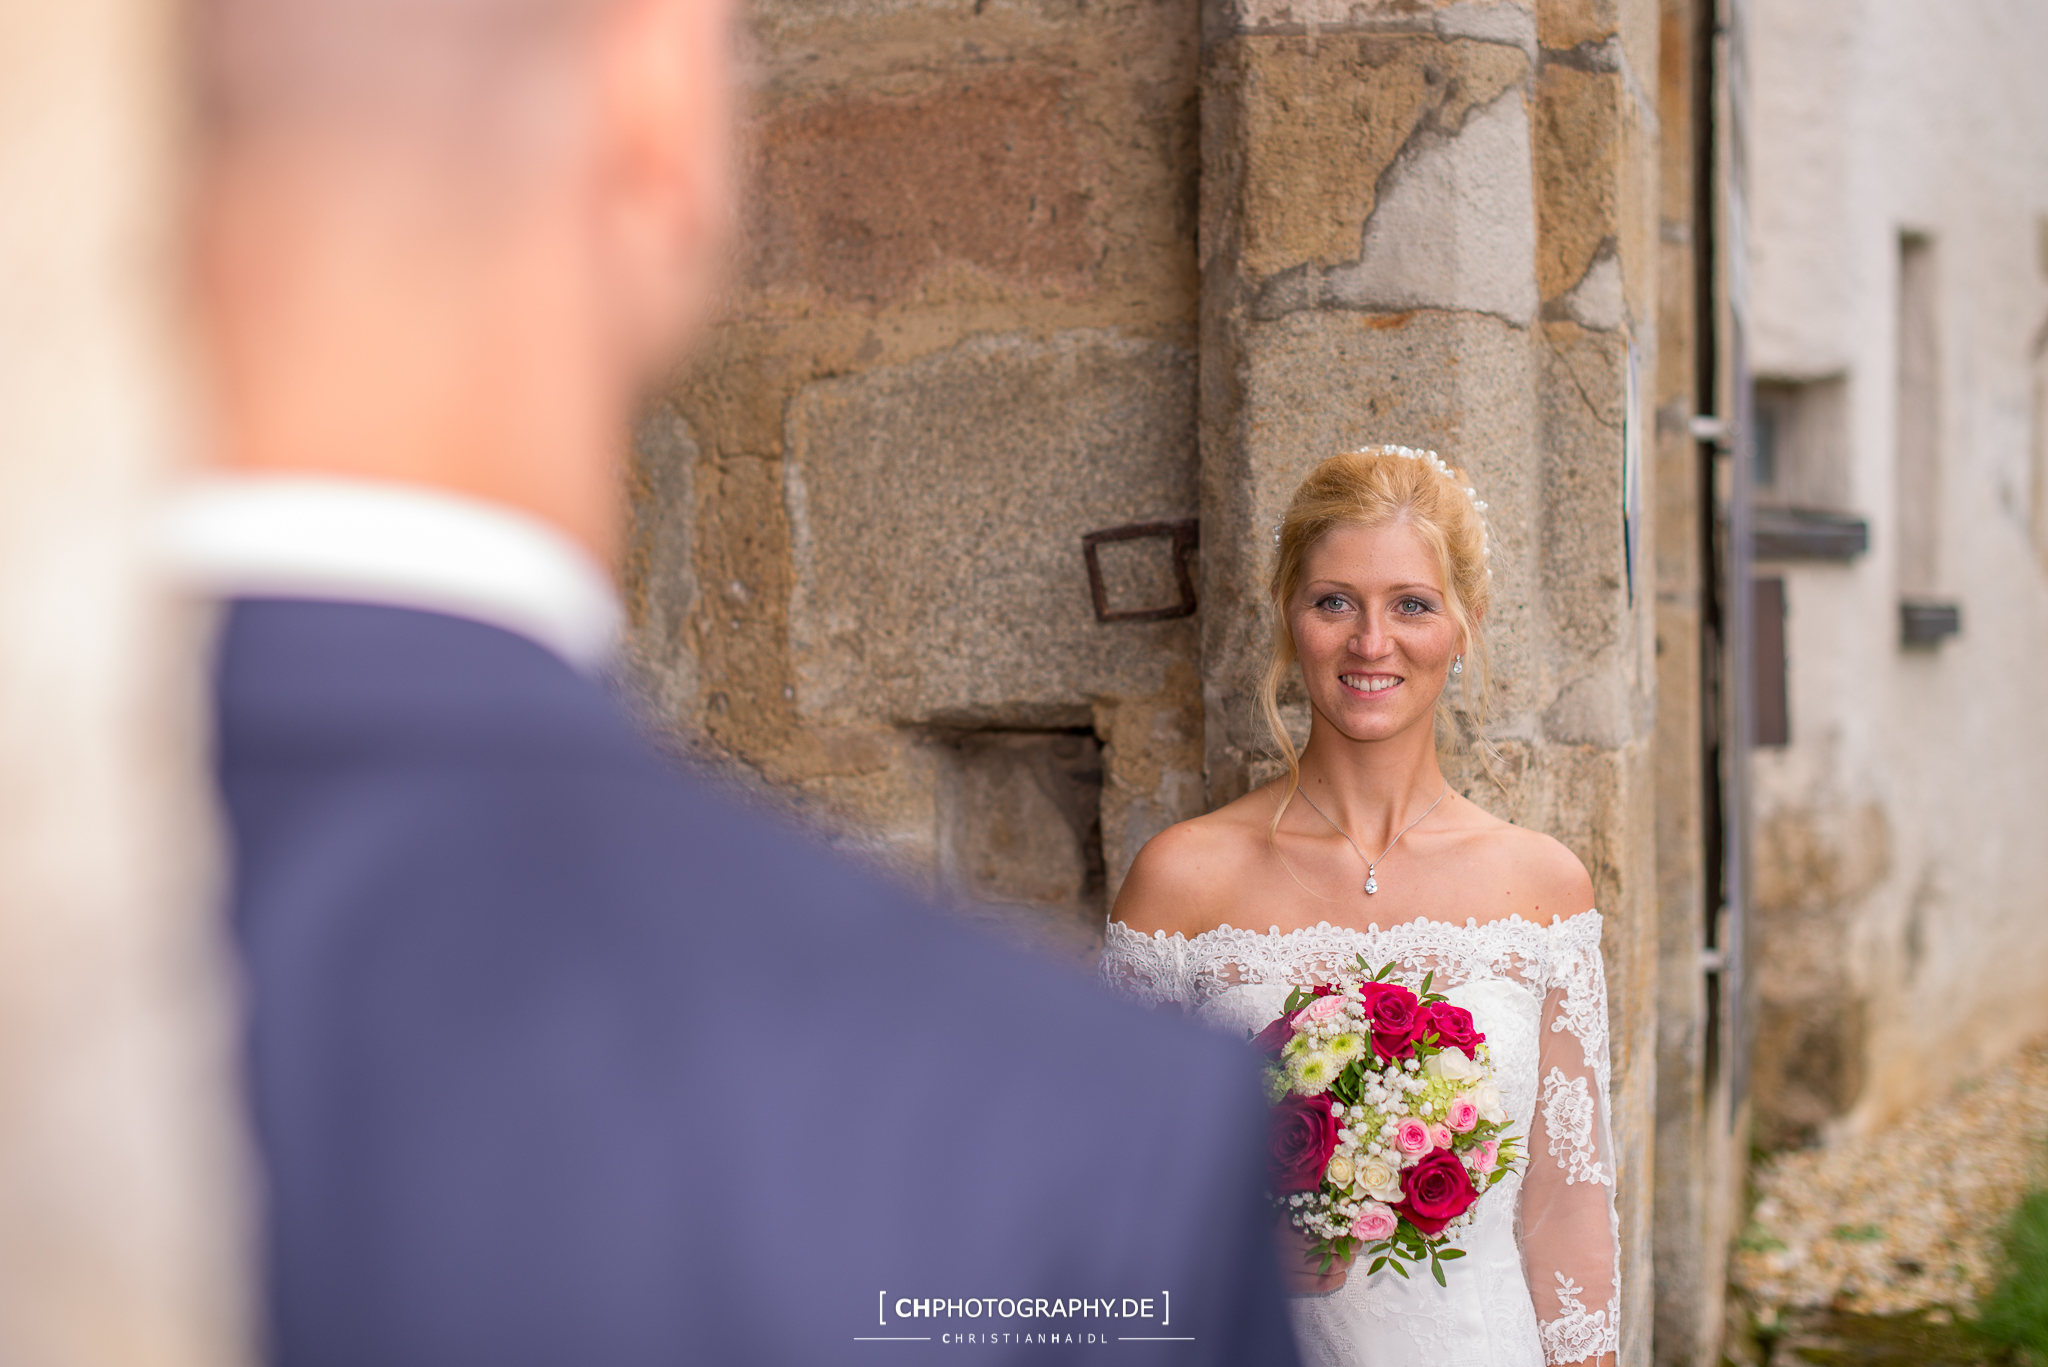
[1317,705,1427,744]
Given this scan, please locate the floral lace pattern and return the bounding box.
[1102,913,1620,1365]
[1539,1274,1615,1365]
[1540,1069,1611,1188]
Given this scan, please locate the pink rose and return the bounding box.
[1351,1201,1398,1242]
[1471,1139,1500,1174]
[1429,1122,1453,1150]
[1293,995,1347,1027]
[1392,1117,1433,1156]
[1446,1096,1480,1133]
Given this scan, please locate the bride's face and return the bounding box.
[1289,519,1463,744]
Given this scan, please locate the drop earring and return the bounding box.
[1451,655,1463,677]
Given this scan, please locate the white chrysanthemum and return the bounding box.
[1289,1050,1339,1093]
[1326,1031,1366,1064]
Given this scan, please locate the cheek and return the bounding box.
[1291,617,1348,659]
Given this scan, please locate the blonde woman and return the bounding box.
[1104,448,1620,1367]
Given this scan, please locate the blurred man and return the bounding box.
[168,0,1300,1362]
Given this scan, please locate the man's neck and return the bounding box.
[196,141,626,567]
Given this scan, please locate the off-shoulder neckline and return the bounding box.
[1104,909,1600,945]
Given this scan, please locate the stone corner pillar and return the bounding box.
[1196,0,1663,1357]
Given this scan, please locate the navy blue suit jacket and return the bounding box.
[215,600,1299,1366]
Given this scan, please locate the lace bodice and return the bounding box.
[1102,913,1620,1366]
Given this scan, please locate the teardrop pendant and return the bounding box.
[1364,873,1378,895]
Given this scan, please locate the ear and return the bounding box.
[589,0,735,373]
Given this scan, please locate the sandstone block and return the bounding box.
[742,67,1101,309]
[1227,35,1529,282]
[622,404,702,727]
[785,330,1198,726]
[1534,59,1625,302]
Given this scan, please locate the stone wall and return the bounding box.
[1744,0,2048,1148]
[626,0,1209,950]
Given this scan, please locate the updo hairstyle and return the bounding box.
[1258,447,1493,806]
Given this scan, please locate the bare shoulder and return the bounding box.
[1444,797,1596,927]
[1111,787,1284,939]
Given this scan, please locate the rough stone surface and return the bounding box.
[741,67,1103,308]
[622,403,702,727]
[1225,35,1531,285]
[1326,87,1538,323]
[625,0,1208,931]
[784,330,1199,727]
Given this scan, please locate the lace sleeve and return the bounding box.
[1522,912,1620,1365]
[1098,923,1188,1008]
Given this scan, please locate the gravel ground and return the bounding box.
[1732,1037,2048,1316]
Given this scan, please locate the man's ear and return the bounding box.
[591,0,735,371]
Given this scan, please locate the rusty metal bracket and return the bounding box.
[1081,519,1200,623]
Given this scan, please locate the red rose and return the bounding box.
[1393,1147,1479,1234]
[1358,981,1424,1059]
[1249,1014,1294,1058]
[1420,1001,1485,1059]
[1267,1092,1338,1194]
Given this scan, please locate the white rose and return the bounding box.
[1427,1047,1482,1082]
[1474,1080,1507,1124]
[1325,1153,1356,1187]
[1360,1156,1404,1202]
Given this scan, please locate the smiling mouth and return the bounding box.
[1340,673,1401,694]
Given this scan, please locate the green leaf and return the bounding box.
[1437,1248,1466,1260]
[1432,1259,1447,1287]
[1420,970,1434,995]
[1369,1257,1388,1275]
[1389,1259,1410,1279]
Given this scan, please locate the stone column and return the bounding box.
[1197,0,1661,1357]
[0,0,251,1362]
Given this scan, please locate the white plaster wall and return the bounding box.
[1749,0,2048,1133]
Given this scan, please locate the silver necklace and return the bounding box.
[1296,781,1449,895]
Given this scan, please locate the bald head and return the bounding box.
[192,0,618,154]
[189,0,737,560]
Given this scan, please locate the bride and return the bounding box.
[1103,448,1619,1367]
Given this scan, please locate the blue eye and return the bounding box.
[1396,597,1435,615]
[1316,594,1353,613]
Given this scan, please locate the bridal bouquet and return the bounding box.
[1255,958,1521,1285]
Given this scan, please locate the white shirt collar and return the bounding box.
[160,475,623,673]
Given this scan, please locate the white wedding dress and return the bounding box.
[1101,912,1620,1367]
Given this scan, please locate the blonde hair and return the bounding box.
[1258,447,1493,824]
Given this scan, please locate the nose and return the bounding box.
[1349,606,1393,660]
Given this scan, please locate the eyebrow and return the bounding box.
[1304,580,1444,595]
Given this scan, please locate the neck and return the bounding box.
[1292,711,1448,845]
[195,140,626,566]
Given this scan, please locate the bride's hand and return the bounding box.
[1273,1218,1352,1295]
